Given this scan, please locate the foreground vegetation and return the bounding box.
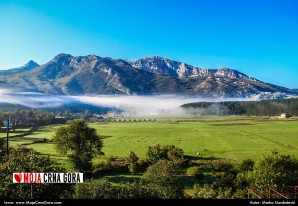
[1,116,297,199]
[1,145,297,199]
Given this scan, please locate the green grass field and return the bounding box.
[2,116,298,162]
[91,117,298,161]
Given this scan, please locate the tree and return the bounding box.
[125,151,139,174]
[146,144,186,166]
[248,150,298,187]
[164,145,186,166]
[143,160,184,199]
[0,146,71,199]
[53,120,103,172]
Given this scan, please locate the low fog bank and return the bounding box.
[0,89,255,116]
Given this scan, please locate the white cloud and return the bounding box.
[0,90,255,116]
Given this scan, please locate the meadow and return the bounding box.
[3,116,298,162]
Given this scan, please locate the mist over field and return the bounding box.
[0,89,254,116]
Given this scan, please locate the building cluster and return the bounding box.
[88,111,130,122]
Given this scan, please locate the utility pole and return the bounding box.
[6,117,9,157]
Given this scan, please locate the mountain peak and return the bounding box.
[0,60,40,76]
[145,56,167,59]
[52,53,73,62]
[24,60,39,68]
[10,60,39,71]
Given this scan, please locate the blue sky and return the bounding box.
[0,0,297,88]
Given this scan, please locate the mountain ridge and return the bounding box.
[0,54,297,99]
[126,56,253,80]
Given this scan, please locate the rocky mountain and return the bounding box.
[127,56,250,79]
[0,60,39,76]
[1,54,190,95]
[0,54,297,98]
[126,56,297,98]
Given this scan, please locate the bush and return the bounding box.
[193,183,233,199]
[186,166,199,176]
[143,160,176,182]
[239,159,254,171]
[125,151,139,174]
[125,151,139,165]
[146,144,187,166]
[128,164,138,174]
[143,160,184,199]
[212,159,234,171]
[165,145,187,166]
[74,179,116,199]
[248,150,298,187]
[116,181,159,199]
[213,169,238,191]
[92,161,112,173]
[137,158,150,169]
[193,150,298,199]
[32,138,49,143]
[74,179,160,199]
[146,144,164,163]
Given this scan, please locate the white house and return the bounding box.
[279,113,289,118]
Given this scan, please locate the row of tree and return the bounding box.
[181,98,298,116]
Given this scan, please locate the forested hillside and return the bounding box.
[181,98,298,116]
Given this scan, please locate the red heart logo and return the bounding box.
[14,173,22,183]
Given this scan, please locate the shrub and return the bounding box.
[187,167,205,180]
[146,144,187,166]
[74,179,159,199]
[74,179,116,199]
[125,151,139,174]
[212,159,234,171]
[32,138,49,143]
[92,161,112,173]
[186,166,199,176]
[125,151,139,166]
[248,150,298,187]
[128,164,138,174]
[193,183,233,199]
[239,159,254,171]
[116,181,159,199]
[138,158,149,168]
[146,144,164,163]
[143,160,184,199]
